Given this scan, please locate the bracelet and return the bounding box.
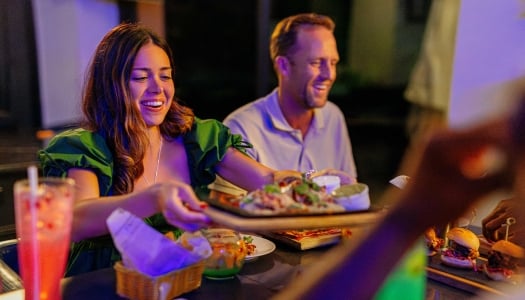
[303,169,317,180]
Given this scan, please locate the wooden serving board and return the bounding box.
[203,205,385,232]
[426,254,512,296]
[259,230,341,250]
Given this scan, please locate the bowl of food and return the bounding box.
[201,228,247,279]
[332,183,370,211]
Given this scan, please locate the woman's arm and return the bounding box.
[68,168,210,241]
[216,148,357,191]
[215,148,302,191]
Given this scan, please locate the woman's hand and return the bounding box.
[152,182,211,232]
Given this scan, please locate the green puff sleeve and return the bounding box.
[184,118,251,189]
[38,128,114,196]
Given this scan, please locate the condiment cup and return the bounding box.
[312,175,341,194]
[332,183,371,211]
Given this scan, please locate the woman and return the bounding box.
[39,23,351,275]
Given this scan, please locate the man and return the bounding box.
[223,13,357,180]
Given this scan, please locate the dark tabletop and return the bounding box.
[57,241,478,300]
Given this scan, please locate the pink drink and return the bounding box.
[14,178,75,300]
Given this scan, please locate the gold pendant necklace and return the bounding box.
[143,136,163,185]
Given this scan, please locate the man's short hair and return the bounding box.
[270,13,335,61]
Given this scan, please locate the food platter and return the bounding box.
[260,229,342,250]
[203,179,373,217]
[203,194,370,217]
[201,181,385,232]
[426,254,510,296]
[425,226,517,297]
[241,234,276,262]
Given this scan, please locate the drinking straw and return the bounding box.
[27,165,39,300]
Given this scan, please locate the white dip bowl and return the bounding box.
[332,183,371,211]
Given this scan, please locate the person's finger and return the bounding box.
[163,204,211,228]
[174,183,208,211]
[161,186,211,226]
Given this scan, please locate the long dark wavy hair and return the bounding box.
[81,23,194,195]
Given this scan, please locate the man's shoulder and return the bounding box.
[321,101,346,119]
[324,100,344,111]
[224,94,273,124]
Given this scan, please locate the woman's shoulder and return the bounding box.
[188,117,230,139]
[39,128,114,195]
[192,117,225,129]
[52,128,105,143]
[43,128,112,162]
[48,128,109,150]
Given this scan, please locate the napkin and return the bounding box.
[106,208,211,276]
[389,175,410,189]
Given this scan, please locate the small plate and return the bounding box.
[242,234,276,261]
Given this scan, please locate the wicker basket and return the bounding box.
[114,260,205,300]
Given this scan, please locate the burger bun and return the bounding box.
[482,264,509,281]
[483,264,525,284]
[446,227,480,250]
[440,254,475,269]
[492,240,525,259]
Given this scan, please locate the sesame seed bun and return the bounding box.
[492,240,525,259]
[446,227,480,250]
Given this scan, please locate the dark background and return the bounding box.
[0,0,431,240]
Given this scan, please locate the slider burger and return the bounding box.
[483,240,525,283]
[440,227,480,269]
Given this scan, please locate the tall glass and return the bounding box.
[14,177,75,300]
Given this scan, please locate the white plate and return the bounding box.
[242,234,276,261]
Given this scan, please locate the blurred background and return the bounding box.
[0,0,425,195]
[1,0,524,240]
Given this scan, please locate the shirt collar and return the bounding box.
[266,89,325,132]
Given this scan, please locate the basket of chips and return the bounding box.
[114,259,206,300]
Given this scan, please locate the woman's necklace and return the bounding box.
[143,136,163,186]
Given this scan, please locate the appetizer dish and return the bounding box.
[273,228,344,241]
[242,235,257,256]
[424,227,444,256]
[263,227,351,250]
[239,177,345,215]
[440,227,480,269]
[241,234,276,261]
[483,240,525,284]
[201,228,247,279]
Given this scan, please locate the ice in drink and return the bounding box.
[14,177,74,300]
